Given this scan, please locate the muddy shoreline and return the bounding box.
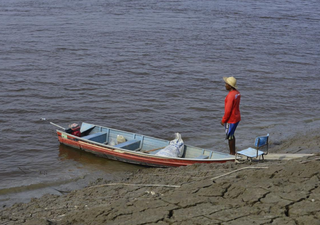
[1,130,319,225]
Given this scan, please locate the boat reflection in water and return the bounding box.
[58,144,142,173]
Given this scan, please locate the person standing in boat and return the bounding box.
[221,77,241,155]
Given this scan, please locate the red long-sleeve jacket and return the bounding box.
[222,90,241,124]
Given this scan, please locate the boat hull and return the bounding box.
[56,124,235,167]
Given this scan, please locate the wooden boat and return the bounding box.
[52,122,235,167]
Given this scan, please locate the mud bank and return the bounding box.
[1,130,320,225]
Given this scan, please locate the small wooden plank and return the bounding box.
[265,153,314,160]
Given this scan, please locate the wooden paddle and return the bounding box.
[50,122,66,130]
[142,147,165,153]
[41,118,66,130]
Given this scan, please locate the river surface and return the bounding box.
[0,0,319,206]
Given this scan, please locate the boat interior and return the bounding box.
[75,122,231,160]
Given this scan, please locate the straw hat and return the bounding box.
[223,77,238,89]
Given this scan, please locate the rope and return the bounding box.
[211,166,269,181]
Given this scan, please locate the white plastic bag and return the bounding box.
[155,133,184,158]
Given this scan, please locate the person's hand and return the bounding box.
[221,121,224,126]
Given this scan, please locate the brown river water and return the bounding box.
[0,0,319,206]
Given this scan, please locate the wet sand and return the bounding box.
[1,130,319,225]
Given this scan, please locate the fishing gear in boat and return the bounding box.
[65,123,81,137]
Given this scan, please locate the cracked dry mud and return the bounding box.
[1,155,320,225]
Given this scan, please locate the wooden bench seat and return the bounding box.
[114,140,141,151]
[82,132,107,143]
[194,155,209,159]
[194,149,213,159]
